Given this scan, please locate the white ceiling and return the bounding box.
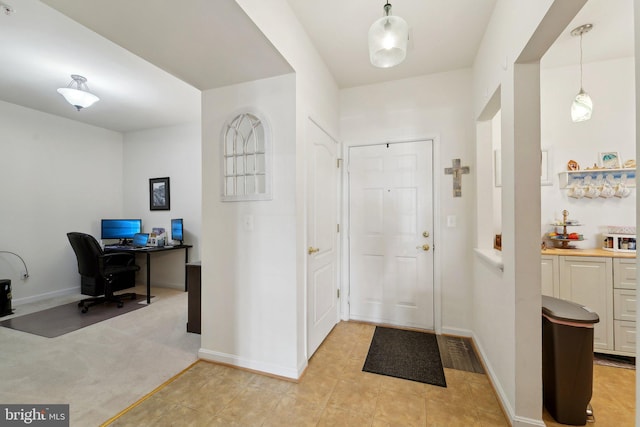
[0,0,633,134]
[286,0,498,88]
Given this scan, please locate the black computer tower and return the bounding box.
[0,279,14,317]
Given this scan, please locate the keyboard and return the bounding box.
[105,245,131,250]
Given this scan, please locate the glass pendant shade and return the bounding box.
[571,89,593,122]
[368,3,408,68]
[57,75,99,111]
[570,24,593,123]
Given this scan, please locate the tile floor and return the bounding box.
[108,321,636,427]
[108,322,510,426]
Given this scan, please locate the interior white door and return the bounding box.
[307,120,339,356]
[349,141,434,329]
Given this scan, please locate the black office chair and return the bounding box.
[67,232,140,313]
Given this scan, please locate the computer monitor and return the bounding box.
[101,219,142,242]
[171,218,183,244]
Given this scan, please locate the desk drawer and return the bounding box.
[614,289,637,321]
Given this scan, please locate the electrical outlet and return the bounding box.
[21,271,28,280]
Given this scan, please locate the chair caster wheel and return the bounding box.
[81,307,88,313]
[78,301,84,307]
[117,302,124,308]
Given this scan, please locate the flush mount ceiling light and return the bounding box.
[57,74,100,111]
[368,1,409,68]
[570,24,593,122]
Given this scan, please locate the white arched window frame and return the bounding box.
[221,110,272,201]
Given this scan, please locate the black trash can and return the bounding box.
[542,295,599,425]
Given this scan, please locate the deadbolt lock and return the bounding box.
[423,231,430,238]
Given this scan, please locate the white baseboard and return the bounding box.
[198,348,302,380]
[12,286,79,306]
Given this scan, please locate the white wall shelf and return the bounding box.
[558,168,635,189]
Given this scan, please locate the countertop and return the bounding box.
[542,247,636,259]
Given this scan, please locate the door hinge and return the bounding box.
[337,158,342,168]
[337,289,340,299]
[337,224,340,233]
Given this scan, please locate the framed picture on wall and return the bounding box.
[599,152,621,169]
[149,177,170,210]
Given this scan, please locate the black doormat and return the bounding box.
[362,326,447,387]
[0,294,146,338]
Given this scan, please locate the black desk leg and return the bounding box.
[146,252,151,304]
[184,248,190,292]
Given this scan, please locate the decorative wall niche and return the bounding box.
[221,109,272,201]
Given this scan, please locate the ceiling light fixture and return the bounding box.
[57,75,100,111]
[368,1,409,68]
[570,24,593,122]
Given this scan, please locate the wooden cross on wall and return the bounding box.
[444,159,470,197]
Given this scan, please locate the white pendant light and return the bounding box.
[570,24,593,122]
[57,75,100,111]
[368,1,408,68]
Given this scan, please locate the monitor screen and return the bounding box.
[171,218,183,243]
[101,219,142,240]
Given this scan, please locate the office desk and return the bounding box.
[104,245,192,304]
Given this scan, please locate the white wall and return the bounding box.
[0,100,124,303]
[472,1,586,425]
[235,0,340,370]
[200,74,299,378]
[541,57,636,243]
[123,124,202,289]
[339,69,475,333]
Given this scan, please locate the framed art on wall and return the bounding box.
[150,177,170,210]
[599,152,621,169]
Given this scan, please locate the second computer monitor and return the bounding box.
[171,218,183,244]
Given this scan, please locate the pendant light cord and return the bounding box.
[579,33,584,90]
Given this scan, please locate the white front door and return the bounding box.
[348,141,434,329]
[307,120,339,356]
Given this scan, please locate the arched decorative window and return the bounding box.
[221,110,272,201]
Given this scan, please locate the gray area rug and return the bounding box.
[0,294,146,338]
[362,326,447,387]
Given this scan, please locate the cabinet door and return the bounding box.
[559,256,613,351]
[541,255,559,297]
[613,258,637,290]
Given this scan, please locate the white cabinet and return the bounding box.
[613,258,636,353]
[541,254,636,356]
[541,255,559,297]
[558,256,613,352]
[614,258,637,290]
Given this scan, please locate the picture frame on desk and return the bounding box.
[150,177,170,211]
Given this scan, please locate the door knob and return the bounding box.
[423,231,430,238]
[308,247,320,255]
[416,244,430,251]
